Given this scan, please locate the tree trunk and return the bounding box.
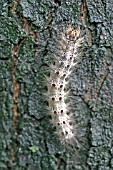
[0,0,112,169]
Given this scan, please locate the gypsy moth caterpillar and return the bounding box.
[46,25,83,145]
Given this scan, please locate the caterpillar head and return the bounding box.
[66,25,80,38]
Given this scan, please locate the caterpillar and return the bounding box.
[46,25,83,144]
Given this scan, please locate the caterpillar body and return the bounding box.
[46,25,83,144]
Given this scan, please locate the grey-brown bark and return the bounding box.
[0,0,113,169]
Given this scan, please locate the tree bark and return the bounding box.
[0,0,112,169]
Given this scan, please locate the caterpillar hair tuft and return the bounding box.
[46,25,83,144]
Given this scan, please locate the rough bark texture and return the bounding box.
[0,0,112,170]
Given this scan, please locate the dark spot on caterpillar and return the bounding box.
[63,74,66,77]
[69,122,72,125]
[54,111,57,114]
[60,61,64,65]
[65,131,68,135]
[61,110,63,113]
[62,132,64,136]
[68,35,75,39]
[59,97,62,101]
[67,65,70,68]
[52,97,55,101]
[62,56,67,61]
[70,54,73,56]
[60,85,63,88]
[56,71,59,74]
[70,55,73,59]
[63,121,65,124]
[58,122,60,125]
[52,84,56,87]
[63,53,66,57]
[66,112,70,115]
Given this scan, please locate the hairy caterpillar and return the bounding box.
[46,25,83,144]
